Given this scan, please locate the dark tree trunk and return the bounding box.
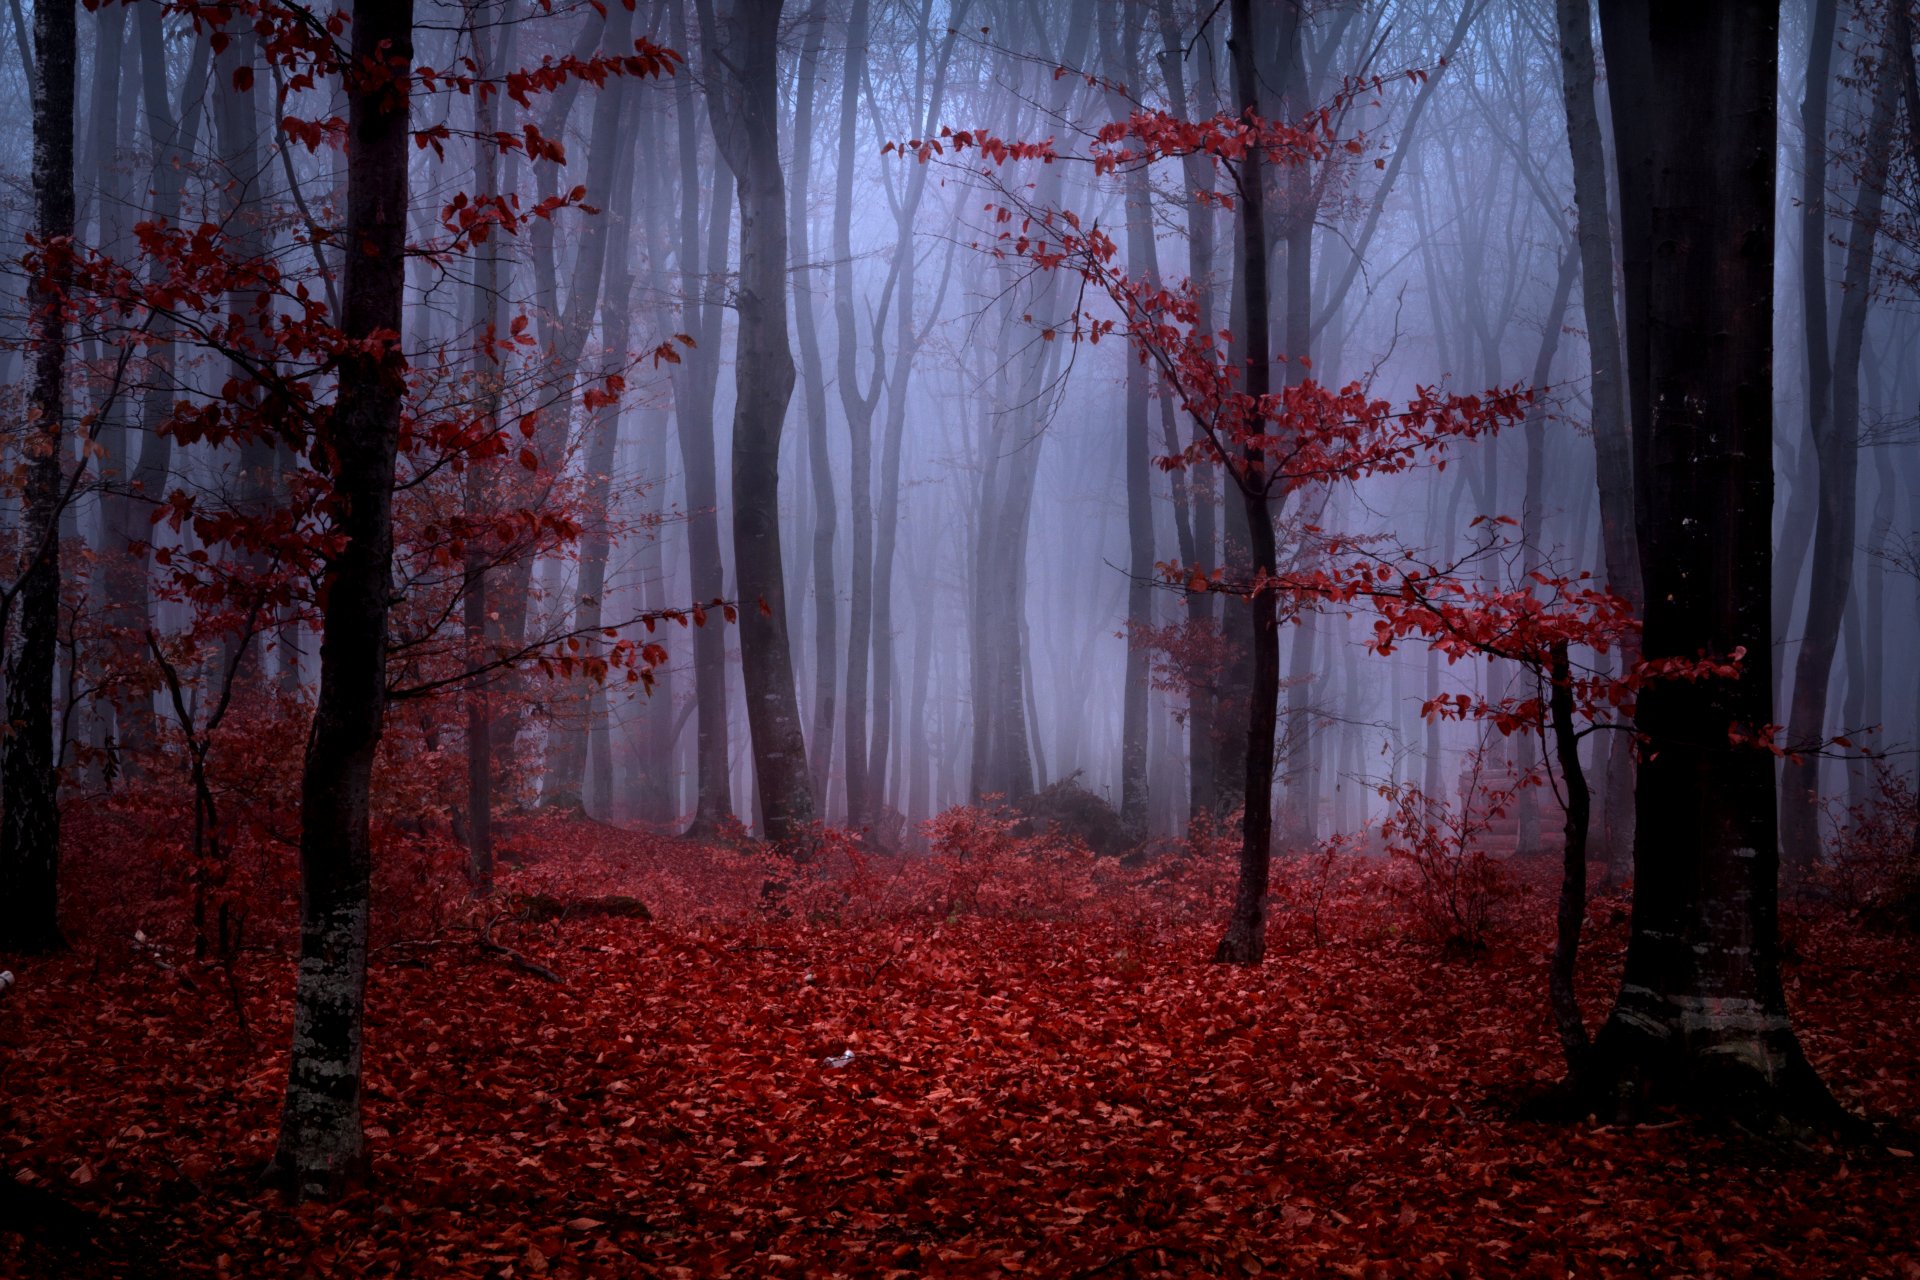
[1587,0,1841,1129]
[1514,243,1580,854]
[1780,30,1895,876]
[1556,0,1641,873]
[460,0,506,892]
[272,1,412,1198]
[671,0,734,834]
[0,0,75,955]
[1595,0,1654,559]
[697,0,815,844]
[1548,642,1592,1073]
[1214,0,1279,966]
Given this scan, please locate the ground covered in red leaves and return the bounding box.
[4,812,1919,1278]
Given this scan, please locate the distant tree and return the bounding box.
[695,0,817,844]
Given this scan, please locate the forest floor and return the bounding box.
[3,810,1920,1279]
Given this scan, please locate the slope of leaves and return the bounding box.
[3,815,1918,1279]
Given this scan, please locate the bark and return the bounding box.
[697,0,816,844]
[1106,14,1153,840]
[788,2,837,807]
[1548,642,1592,1073]
[1594,0,1653,553]
[460,0,508,892]
[273,0,412,1197]
[1780,33,1896,876]
[1555,0,1640,872]
[1587,0,1843,1129]
[0,0,75,955]
[670,0,734,833]
[1514,242,1580,854]
[833,0,885,827]
[1214,0,1279,966]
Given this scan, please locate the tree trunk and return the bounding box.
[273,0,412,1197]
[1587,0,1843,1129]
[1595,0,1654,560]
[1548,642,1592,1073]
[1107,17,1153,841]
[788,2,837,808]
[1780,32,1896,876]
[1556,0,1640,873]
[1214,0,1279,965]
[671,0,735,834]
[1154,0,1223,828]
[697,0,815,845]
[832,0,882,827]
[0,0,75,955]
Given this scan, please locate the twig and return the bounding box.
[479,916,567,985]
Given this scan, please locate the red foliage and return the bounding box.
[5,817,1919,1277]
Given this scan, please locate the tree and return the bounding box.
[273,0,415,1197]
[668,0,735,836]
[1586,0,1844,1128]
[0,0,76,955]
[1555,0,1640,870]
[1781,17,1898,876]
[695,0,816,844]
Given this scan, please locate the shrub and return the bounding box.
[1378,754,1524,955]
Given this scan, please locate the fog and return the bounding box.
[0,0,1913,867]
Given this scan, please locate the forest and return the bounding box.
[1,0,1919,1274]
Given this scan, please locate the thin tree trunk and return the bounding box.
[460,0,508,891]
[1214,0,1279,965]
[788,2,837,807]
[832,0,886,827]
[1556,0,1640,873]
[1106,17,1152,840]
[671,0,734,834]
[1155,0,1222,827]
[697,0,815,845]
[273,0,412,1196]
